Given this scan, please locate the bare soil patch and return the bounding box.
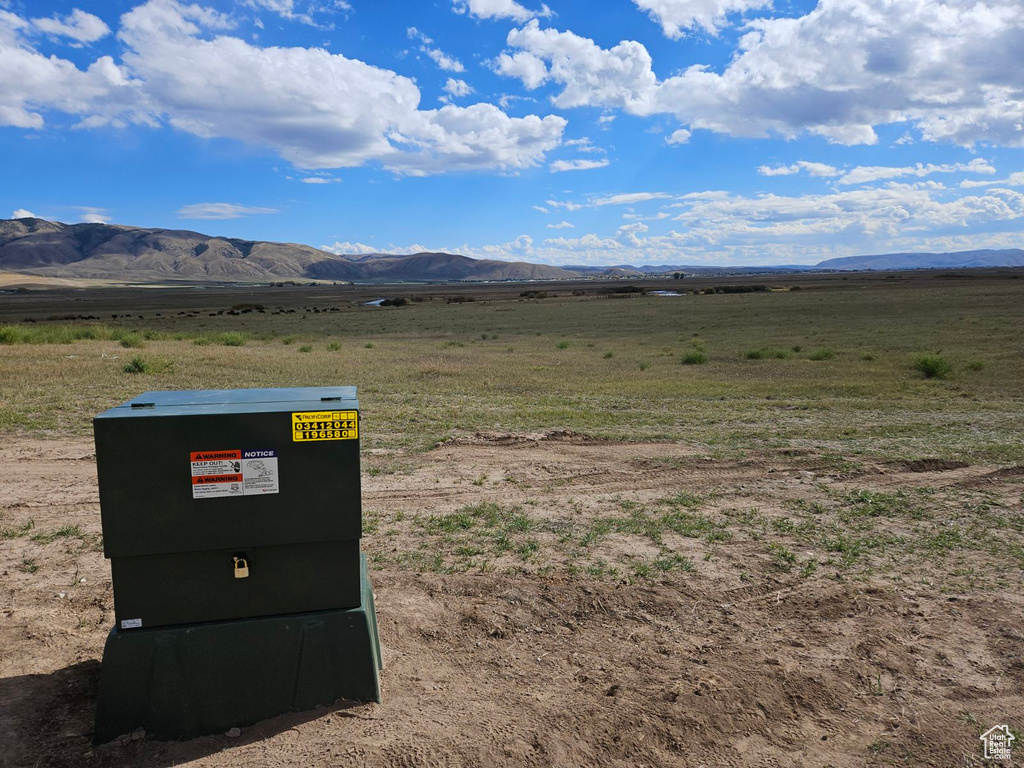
[1,438,1021,767]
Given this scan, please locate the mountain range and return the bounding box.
[1,218,1021,283]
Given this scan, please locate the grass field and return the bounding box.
[2,272,1023,766]
[1,274,1022,461]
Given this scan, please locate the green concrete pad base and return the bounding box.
[93,555,381,744]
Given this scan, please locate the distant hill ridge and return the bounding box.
[0,218,576,282]
[1,218,1021,282]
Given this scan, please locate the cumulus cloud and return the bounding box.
[500,21,658,114]
[0,9,137,129]
[632,0,771,37]
[443,78,473,97]
[12,208,36,218]
[549,158,609,172]
[0,2,564,175]
[452,0,551,22]
[327,181,1024,266]
[31,9,110,43]
[177,202,280,219]
[498,0,1024,147]
[665,128,690,145]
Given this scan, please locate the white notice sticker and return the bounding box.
[241,449,279,495]
[121,618,142,629]
[190,449,279,499]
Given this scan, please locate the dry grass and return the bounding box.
[0,277,1022,461]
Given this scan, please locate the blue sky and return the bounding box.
[2,0,1023,266]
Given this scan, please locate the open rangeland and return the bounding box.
[1,272,1022,767]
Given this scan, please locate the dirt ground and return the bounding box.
[1,436,1021,767]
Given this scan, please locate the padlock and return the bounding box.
[233,556,249,579]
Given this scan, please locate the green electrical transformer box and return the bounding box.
[92,387,382,743]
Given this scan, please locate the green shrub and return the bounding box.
[0,326,25,344]
[744,348,792,360]
[364,342,375,349]
[123,357,150,374]
[119,334,145,349]
[327,342,341,351]
[682,350,708,365]
[298,345,313,353]
[914,354,952,379]
[192,336,213,346]
[222,333,246,347]
[281,335,298,345]
[808,348,835,361]
[603,351,614,359]
[557,341,570,350]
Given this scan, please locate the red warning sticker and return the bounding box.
[189,449,280,499]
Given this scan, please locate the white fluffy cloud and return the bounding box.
[452,0,550,22]
[665,128,690,145]
[318,179,1024,265]
[632,0,771,37]
[759,161,840,177]
[837,158,996,186]
[177,202,280,219]
[12,208,37,218]
[501,180,1024,265]
[498,0,1024,147]
[549,158,609,172]
[31,9,110,43]
[961,171,1024,188]
[0,1,564,175]
[499,21,658,114]
[443,78,473,97]
[0,10,135,129]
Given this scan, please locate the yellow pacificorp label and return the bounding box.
[291,410,358,442]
